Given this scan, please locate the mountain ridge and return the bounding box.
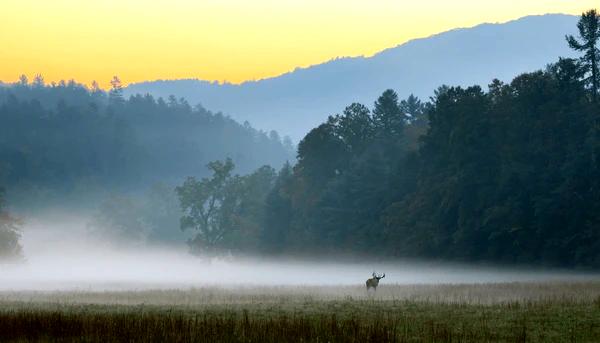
[126,14,578,140]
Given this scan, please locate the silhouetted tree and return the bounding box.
[261,162,293,253]
[566,9,600,101]
[373,89,405,139]
[108,76,124,104]
[17,75,28,87]
[296,122,347,188]
[176,159,278,253]
[256,54,600,266]
[176,158,238,253]
[227,165,277,251]
[334,103,375,154]
[32,74,44,88]
[400,94,426,124]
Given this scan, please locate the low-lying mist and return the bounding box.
[2,214,599,292]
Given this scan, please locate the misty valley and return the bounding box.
[1,8,600,343]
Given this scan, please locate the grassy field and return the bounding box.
[1,282,599,342]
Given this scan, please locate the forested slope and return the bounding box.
[0,78,293,207]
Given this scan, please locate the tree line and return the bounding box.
[0,77,293,208]
[1,10,598,266]
[0,76,294,259]
[177,10,600,267]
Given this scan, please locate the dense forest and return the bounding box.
[177,11,600,267]
[0,11,598,267]
[0,77,293,208]
[0,77,293,256]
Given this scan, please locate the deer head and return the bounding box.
[373,272,385,280]
[366,271,385,290]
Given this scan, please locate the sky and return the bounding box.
[0,0,596,88]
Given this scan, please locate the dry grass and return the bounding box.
[2,282,599,306]
[0,282,599,342]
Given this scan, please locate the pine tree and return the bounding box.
[32,74,45,88]
[373,89,405,138]
[566,9,600,101]
[108,76,124,104]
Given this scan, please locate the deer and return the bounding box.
[366,272,385,291]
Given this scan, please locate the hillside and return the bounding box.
[126,14,578,141]
[0,83,294,208]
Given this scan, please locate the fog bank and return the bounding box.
[2,215,599,291]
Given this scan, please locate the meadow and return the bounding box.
[1,282,599,342]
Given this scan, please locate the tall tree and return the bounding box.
[566,9,600,101]
[296,122,347,187]
[90,80,102,93]
[228,165,277,251]
[0,188,22,262]
[108,76,124,104]
[400,94,426,125]
[372,89,405,139]
[176,158,238,254]
[334,103,375,154]
[261,162,293,253]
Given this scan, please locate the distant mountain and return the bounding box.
[126,14,578,141]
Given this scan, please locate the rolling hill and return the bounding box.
[126,14,578,141]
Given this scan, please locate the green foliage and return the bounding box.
[177,158,237,253]
[0,188,22,261]
[176,159,276,254]
[168,11,600,265]
[387,64,598,266]
[261,162,293,253]
[373,89,405,139]
[260,90,416,254]
[255,49,600,266]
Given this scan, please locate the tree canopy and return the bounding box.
[176,159,276,254]
[188,25,600,266]
[0,79,293,208]
[566,9,600,101]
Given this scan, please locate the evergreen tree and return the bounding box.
[17,74,28,87]
[400,94,425,124]
[32,74,45,88]
[372,89,405,138]
[333,103,375,154]
[566,9,600,101]
[108,76,124,104]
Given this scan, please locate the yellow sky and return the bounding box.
[0,0,596,88]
